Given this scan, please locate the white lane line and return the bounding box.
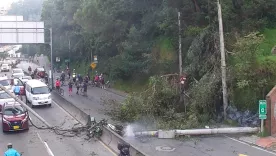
[37,132,55,156]
[52,101,78,124]
[224,135,276,155]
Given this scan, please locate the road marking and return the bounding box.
[225,135,276,155]
[37,132,55,156]
[239,154,248,156]
[52,96,117,155]
[52,101,78,124]
[99,140,117,156]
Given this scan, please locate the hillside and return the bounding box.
[8,0,276,128]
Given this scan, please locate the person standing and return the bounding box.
[76,81,80,95]
[83,82,87,97]
[68,80,73,96]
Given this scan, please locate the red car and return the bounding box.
[1,102,29,132]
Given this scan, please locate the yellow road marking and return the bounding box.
[239,154,248,156]
[99,140,117,156]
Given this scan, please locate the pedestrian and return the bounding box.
[68,80,73,96]
[76,81,80,95]
[83,82,87,97]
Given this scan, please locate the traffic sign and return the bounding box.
[90,62,96,69]
[56,57,60,62]
[65,59,70,63]
[259,100,267,115]
[94,55,97,61]
[259,114,267,120]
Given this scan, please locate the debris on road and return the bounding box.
[226,106,260,127]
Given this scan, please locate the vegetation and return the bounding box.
[8,0,276,128]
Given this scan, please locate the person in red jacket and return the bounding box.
[55,78,61,91]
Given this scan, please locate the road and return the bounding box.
[0,67,115,156]
[22,57,276,156]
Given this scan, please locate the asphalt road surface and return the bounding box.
[22,58,276,156]
[0,68,115,156]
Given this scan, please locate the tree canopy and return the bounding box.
[7,0,276,126]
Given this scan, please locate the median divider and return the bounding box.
[51,91,148,156]
[19,61,149,156]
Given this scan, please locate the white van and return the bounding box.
[25,80,51,107]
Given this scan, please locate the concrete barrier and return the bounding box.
[19,61,149,155]
[102,126,149,156]
[51,91,90,126]
[51,91,148,156]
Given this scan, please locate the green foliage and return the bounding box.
[7,0,276,125]
[104,76,204,129]
[230,32,276,111]
[258,29,276,56]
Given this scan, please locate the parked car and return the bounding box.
[11,68,24,78]
[1,102,29,132]
[1,64,10,72]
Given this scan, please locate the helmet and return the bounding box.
[62,71,64,73]
[7,143,12,148]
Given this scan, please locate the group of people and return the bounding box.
[55,66,107,97]
[56,69,89,96]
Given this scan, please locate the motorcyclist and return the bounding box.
[72,70,76,83]
[28,66,32,74]
[4,143,21,156]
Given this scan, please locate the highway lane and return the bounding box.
[0,69,115,156]
[23,58,276,156]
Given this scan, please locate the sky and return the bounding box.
[0,0,19,8]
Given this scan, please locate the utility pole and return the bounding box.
[217,0,228,119]
[178,11,182,76]
[68,38,71,68]
[50,28,54,89]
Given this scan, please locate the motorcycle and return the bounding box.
[87,119,107,139]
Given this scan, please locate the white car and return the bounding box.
[0,77,12,93]
[12,68,24,78]
[20,76,32,83]
[1,64,10,72]
[25,79,51,107]
[0,91,16,112]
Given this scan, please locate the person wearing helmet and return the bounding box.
[4,143,21,156]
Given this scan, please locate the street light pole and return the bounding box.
[49,28,54,89]
[217,0,228,119]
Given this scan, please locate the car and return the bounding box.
[0,77,13,92]
[20,76,32,83]
[0,91,16,110]
[0,102,29,132]
[34,67,46,78]
[11,68,24,78]
[1,64,10,72]
[25,79,51,107]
